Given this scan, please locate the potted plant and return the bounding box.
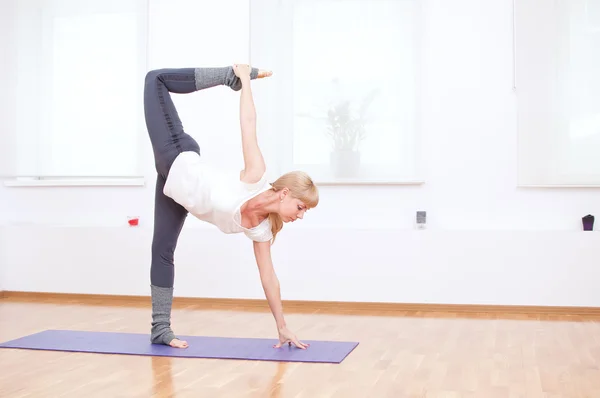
[325,88,378,178]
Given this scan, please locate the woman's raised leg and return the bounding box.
[143,66,263,178]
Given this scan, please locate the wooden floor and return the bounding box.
[1,296,600,398]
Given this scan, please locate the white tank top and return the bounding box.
[163,151,273,242]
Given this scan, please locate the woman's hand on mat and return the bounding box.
[274,326,309,349]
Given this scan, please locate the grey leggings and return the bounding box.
[144,66,258,288]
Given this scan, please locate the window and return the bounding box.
[9,0,147,179]
[250,0,423,184]
[515,0,600,186]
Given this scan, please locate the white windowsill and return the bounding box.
[3,177,146,187]
[314,179,425,186]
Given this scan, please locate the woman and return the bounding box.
[144,64,318,350]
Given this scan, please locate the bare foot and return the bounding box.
[257,69,273,78]
[168,338,188,348]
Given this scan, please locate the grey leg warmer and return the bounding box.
[194,66,259,92]
[150,284,177,345]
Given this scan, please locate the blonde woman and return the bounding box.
[144,64,318,350]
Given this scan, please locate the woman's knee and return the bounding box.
[152,242,176,263]
[145,69,165,84]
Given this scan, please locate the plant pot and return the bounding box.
[330,149,361,178]
[582,214,594,231]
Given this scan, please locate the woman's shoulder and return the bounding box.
[239,169,270,192]
[244,217,273,242]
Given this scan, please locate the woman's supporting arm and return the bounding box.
[253,240,308,349]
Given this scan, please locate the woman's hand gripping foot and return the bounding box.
[233,63,273,79]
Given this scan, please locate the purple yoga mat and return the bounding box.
[0,330,358,364]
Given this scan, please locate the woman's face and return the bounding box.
[278,189,307,222]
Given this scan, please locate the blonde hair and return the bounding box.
[268,170,319,243]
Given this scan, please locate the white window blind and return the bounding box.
[250,0,423,184]
[9,0,147,179]
[515,0,600,186]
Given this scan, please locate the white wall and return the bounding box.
[0,0,16,293]
[2,0,600,307]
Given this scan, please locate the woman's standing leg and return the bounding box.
[149,173,188,347]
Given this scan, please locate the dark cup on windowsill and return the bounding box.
[582,214,594,231]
